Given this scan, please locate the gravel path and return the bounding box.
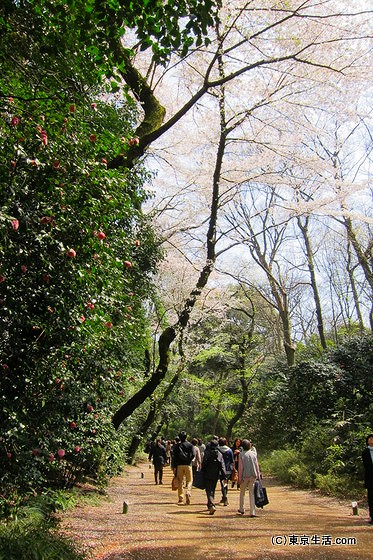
[61,462,372,560]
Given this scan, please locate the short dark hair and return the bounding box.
[179,431,187,442]
[366,434,373,446]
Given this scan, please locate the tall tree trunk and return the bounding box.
[297,216,327,349]
[112,65,228,429]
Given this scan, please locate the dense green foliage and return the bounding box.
[0,1,165,497]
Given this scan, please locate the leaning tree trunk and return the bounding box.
[112,82,228,429]
[126,372,181,463]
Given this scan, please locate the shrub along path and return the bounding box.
[60,462,371,560]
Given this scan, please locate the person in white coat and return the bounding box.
[237,439,260,517]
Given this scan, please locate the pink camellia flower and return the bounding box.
[48,453,55,462]
[39,129,48,146]
[105,321,113,329]
[128,136,140,146]
[86,302,95,310]
[21,265,27,273]
[57,449,65,458]
[66,248,76,258]
[0,275,6,283]
[8,97,14,103]
[124,260,132,268]
[79,315,86,323]
[74,446,81,453]
[89,134,97,142]
[10,116,19,126]
[87,404,94,412]
[102,158,107,164]
[91,102,97,110]
[97,231,106,240]
[11,219,19,230]
[7,452,12,459]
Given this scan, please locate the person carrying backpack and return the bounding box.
[171,431,195,505]
[218,437,234,505]
[201,438,227,515]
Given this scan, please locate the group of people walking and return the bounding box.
[148,432,260,516]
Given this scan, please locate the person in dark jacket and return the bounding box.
[362,433,373,525]
[148,438,167,485]
[171,431,195,505]
[201,439,227,515]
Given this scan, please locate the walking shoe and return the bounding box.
[178,497,183,504]
[185,492,191,505]
[209,506,216,515]
[159,481,163,484]
[237,509,244,515]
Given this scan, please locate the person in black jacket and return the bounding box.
[148,438,167,485]
[201,439,227,515]
[171,431,195,505]
[362,433,373,525]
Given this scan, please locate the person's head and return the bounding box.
[156,438,162,446]
[366,434,373,446]
[179,431,187,442]
[219,437,227,446]
[197,438,203,445]
[191,438,198,446]
[210,439,218,448]
[241,439,251,451]
[233,438,241,448]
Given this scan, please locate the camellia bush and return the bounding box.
[0,88,162,496]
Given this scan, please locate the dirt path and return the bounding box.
[61,462,372,560]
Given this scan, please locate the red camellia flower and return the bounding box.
[135,239,140,247]
[91,102,97,110]
[48,453,55,462]
[10,160,16,168]
[74,446,81,453]
[10,116,20,126]
[53,160,60,169]
[43,273,51,284]
[11,219,19,230]
[0,276,6,283]
[7,452,12,459]
[97,231,106,240]
[66,248,76,258]
[69,104,76,113]
[87,404,94,412]
[32,449,40,456]
[124,260,132,268]
[70,421,77,429]
[57,449,65,458]
[89,134,97,142]
[105,321,113,329]
[102,158,107,164]
[21,265,27,273]
[79,315,86,323]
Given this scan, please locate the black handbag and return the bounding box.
[254,479,269,508]
[192,469,206,489]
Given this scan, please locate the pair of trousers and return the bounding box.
[176,464,192,501]
[154,464,164,484]
[205,478,218,509]
[239,476,256,515]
